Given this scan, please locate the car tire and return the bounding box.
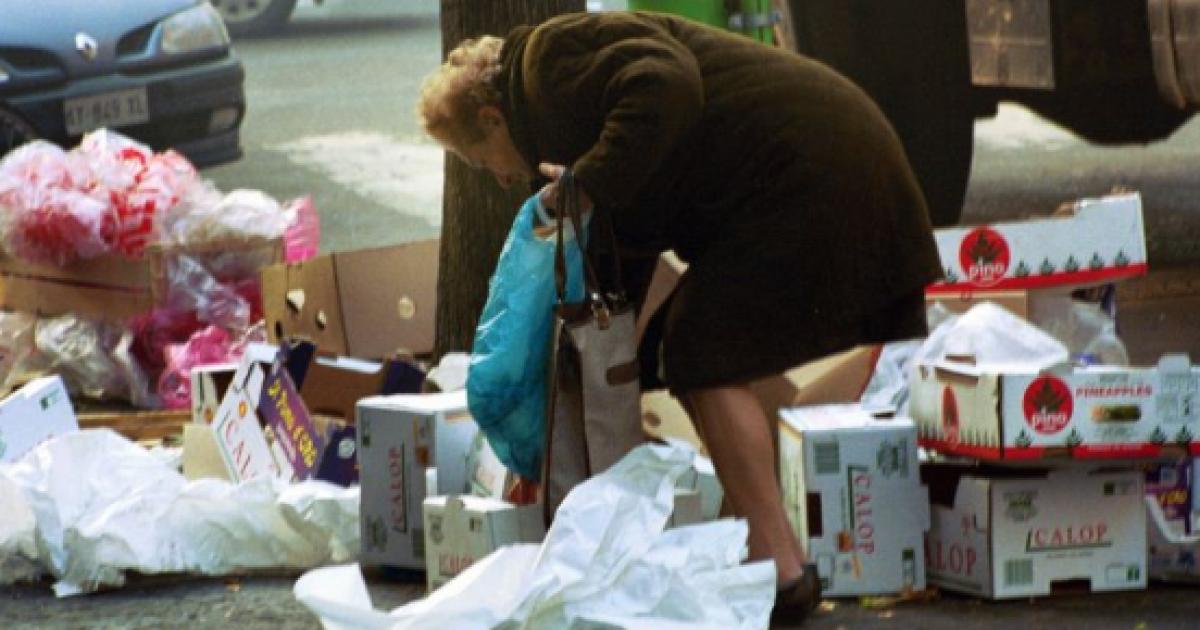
[212,0,298,37]
[0,108,38,157]
[776,0,973,227]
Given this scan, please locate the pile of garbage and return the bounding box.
[0,130,319,408]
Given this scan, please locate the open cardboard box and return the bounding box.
[926,192,1146,294]
[910,354,1200,461]
[924,463,1146,599]
[261,239,439,359]
[0,238,280,322]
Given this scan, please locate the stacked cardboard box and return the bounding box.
[913,192,1170,599]
[778,405,930,597]
[357,391,479,571]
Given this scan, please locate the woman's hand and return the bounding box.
[538,163,595,216]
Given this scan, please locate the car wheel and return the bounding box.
[0,108,38,157]
[211,0,298,37]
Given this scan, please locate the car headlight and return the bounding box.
[161,2,230,55]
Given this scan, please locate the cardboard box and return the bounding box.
[357,391,479,569]
[676,454,724,522]
[466,434,514,500]
[258,361,325,480]
[750,345,882,417]
[210,354,285,483]
[182,423,232,481]
[778,405,930,596]
[1145,460,1192,535]
[926,193,1146,294]
[1146,496,1200,582]
[641,390,706,455]
[0,239,280,322]
[0,375,77,463]
[191,364,236,425]
[911,354,1200,461]
[298,354,425,423]
[261,239,439,358]
[924,464,1146,599]
[422,495,544,590]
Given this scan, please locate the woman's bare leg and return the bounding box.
[684,384,806,585]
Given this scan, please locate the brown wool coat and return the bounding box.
[496,11,943,392]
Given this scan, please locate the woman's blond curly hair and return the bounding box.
[417,36,505,148]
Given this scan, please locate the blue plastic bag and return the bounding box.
[467,195,585,479]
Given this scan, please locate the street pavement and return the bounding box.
[4,0,1200,627]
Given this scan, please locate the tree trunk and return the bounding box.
[434,0,585,360]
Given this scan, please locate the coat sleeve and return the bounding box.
[526,25,705,212]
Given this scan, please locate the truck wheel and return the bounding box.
[0,108,38,157]
[776,0,973,227]
[211,0,298,37]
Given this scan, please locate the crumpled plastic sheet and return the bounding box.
[295,444,775,630]
[914,302,1069,370]
[165,254,251,331]
[860,339,923,415]
[34,314,153,407]
[0,311,36,394]
[0,429,359,597]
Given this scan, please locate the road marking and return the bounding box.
[974,103,1081,151]
[272,132,444,226]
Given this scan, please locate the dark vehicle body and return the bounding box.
[776,0,1200,225]
[0,0,245,166]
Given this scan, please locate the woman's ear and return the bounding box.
[478,105,505,130]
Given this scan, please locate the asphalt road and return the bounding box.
[5,2,1200,627]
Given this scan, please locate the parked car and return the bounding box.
[0,0,245,166]
[210,0,299,37]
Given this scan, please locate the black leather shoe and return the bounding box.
[770,563,821,626]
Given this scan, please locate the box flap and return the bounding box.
[334,239,439,357]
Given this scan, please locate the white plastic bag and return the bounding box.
[914,302,1069,370]
[295,444,775,630]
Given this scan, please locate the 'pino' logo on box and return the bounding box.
[959,227,1010,286]
[1023,376,1074,435]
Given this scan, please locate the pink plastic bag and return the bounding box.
[5,186,118,266]
[0,141,118,266]
[283,196,320,263]
[118,150,197,257]
[158,325,234,410]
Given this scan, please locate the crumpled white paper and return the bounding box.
[0,429,359,596]
[295,443,775,629]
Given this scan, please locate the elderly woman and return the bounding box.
[418,10,941,621]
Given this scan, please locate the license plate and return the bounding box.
[63,88,150,136]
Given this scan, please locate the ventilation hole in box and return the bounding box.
[806,492,823,537]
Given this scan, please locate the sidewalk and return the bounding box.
[4,571,1198,629]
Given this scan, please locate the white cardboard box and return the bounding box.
[210,358,283,483]
[911,354,1200,461]
[778,405,930,596]
[926,192,1146,293]
[0,375,77,463]
[422,495,544,591]
[925,465,1146,599]
[190,363,237,425]
[357,391,479,569]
